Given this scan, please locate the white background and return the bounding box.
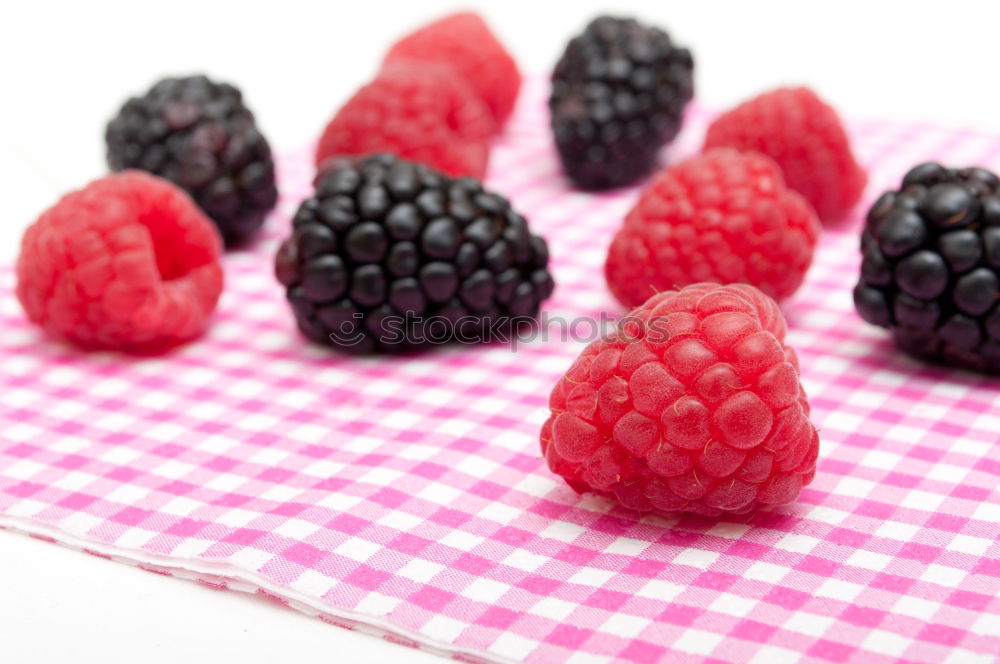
[2,1,997,661]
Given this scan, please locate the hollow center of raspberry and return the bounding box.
[137,208,217,282]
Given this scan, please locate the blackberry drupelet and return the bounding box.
[275,155,555,353]
[549,16,694,190]
[106,75,278,247]
[854,162,1000,372]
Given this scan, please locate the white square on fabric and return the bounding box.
[503,549,548,573]
[708,593,757,618]
[288,569,331,597]
[948,534,994,557]
[783,612,836,638]
[531,596,577,621]
[599,612,649,639]
[396,558,446,584]
[438,529,484,552]
[1,422,41,442]
[462,577,509,604]
[490,633,538,661]
[859,628,911,657]
[376,510,423,532]
[604,537,650,557]
[748,645,801,664]
[333,537,380,563]
[892,595,941,621]
[477,501,521,525]
[567,567,616,587]
[919,563,966,588]
[845,549,893,571]
[186,401,228,422]
[673,628,724,655]
[774,532,822,555]
[353,592,400,617]
[156,460,196,480]
[274,518,318,540]
[3,459,45,480]
[874,521,921,541]
[634,579,686,602]
[672,548,719,569]
[742,561,789,584]
[900,489,945,512]
[538,520,587,543]
[813,578,865,602]
[422,615,467,642]
[214,508,260,528]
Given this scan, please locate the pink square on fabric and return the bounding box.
[731,619,778,642]
[343,565,390,591]
[546,624,590,649]
[1,81,1000,663]
[764,586,812,611]
[840,604,886,628]
[165,518,207,537]
[477,606,519,630]
[807,638,854,662]
[947,590,992,611]
[619,640,667,663]
[283,542,326,568]
[917,624,966,647]
[409,587,456,613]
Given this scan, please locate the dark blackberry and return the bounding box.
[854,162,1000,372]
[275,155,555,353]
[549,16,694,190]
[106,75,278,247]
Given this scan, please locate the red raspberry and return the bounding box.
[315,62,494,179]
[704,87,867,223]
[16,171,223,350]
[540,283,819,517]
[383,12,521,129]
[605,149,820,308]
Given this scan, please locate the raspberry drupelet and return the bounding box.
[605,149,820,308]
[541,283,819,517]
[16,172,223,350]
[704,87,867,224]
[383,11,521,130]
[315,62,494,180]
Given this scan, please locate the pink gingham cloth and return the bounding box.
[2,79,999,664]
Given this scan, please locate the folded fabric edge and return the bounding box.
[0,514,519,664]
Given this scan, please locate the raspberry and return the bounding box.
[704,87,867,223]
[383,11,521,129]
[315,62,494,180]
[550,16,694,190]
[605,149,820,307]
[16,172,223,350]
[106,75,278,247]
[540,283,818,517]
[855,162,1000,372]
[276,155,554,353]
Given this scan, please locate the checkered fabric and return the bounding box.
[1,79,999,664]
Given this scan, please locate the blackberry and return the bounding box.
[854,162,1000,372]
[549,16,694,190]
[106,75,278,247]
[275,155,555,353]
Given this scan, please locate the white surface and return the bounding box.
[1,531,443,664]
[2,1,999,661]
